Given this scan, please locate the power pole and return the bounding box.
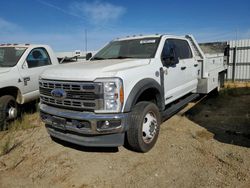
[85,29,88,53]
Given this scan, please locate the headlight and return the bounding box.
[94,78,124,113]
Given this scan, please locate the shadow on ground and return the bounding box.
[186,88,250,148]
[51,136,119,153]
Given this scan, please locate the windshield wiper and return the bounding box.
[90,57,106,60]
[91,56,135,60]
[106,56,134,59]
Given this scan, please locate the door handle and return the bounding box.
[23,77,30,82]
[181,66,186,70]
[23,77,30,86]
[194,64,198,67]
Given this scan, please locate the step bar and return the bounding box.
[161,93,200,121]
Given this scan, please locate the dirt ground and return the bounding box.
[0,88,249,188]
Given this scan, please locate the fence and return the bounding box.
[227,39,250,81]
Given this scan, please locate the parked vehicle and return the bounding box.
[0,44,60,130]
[39,34,228,152]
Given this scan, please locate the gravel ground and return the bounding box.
[0,88,249,188]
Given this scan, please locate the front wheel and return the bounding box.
[0,95,18,131]
[126,102,161,152]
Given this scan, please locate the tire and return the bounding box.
[217,74,222,92]
[213,72,225,96]
[126,102,161,152]
[22,100,38,114]
[0,95,18,131]
[220,72,225,88]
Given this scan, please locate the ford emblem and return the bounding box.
[51,89,67,100]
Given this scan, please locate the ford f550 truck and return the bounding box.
[0,44,60,130]
[39,34,228,152]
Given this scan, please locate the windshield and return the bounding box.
[91,37,160,60]
[0,47,27,67]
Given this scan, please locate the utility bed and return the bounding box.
[186,35,228,93]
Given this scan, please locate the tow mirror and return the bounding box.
[162,48,178,66]
[86,53,92,60]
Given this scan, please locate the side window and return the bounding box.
[171,39,193,59]
[26,48,51,68]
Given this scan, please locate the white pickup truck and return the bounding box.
[39,34,228,152]
[0,44,59,130]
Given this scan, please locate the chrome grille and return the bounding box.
[39,80,103,111]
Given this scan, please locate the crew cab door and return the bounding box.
[161,38,197,104]
[18,47,53,95]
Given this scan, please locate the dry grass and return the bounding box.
[224,81,250,88]
[0,112,42,156]
[9,112,42,131]
[222,81,250,96]
[0,134,13,156]
[0,133,21,157]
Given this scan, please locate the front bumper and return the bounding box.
[40,103,129,147]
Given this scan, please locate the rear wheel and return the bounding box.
[0,95,18,131]
[217,72,225,92]
[126,102,161,152]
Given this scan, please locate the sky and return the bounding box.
[0,0,250,52]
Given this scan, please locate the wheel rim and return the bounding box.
[6,100,17,120]
[142,111,158,143]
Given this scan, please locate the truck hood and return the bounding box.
[41,59,150,81]
[0,67,12,74]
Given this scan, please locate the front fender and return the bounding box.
[123,78,164,112]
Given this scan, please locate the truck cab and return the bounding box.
[39,34,227,152]
[0,44,59,130]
